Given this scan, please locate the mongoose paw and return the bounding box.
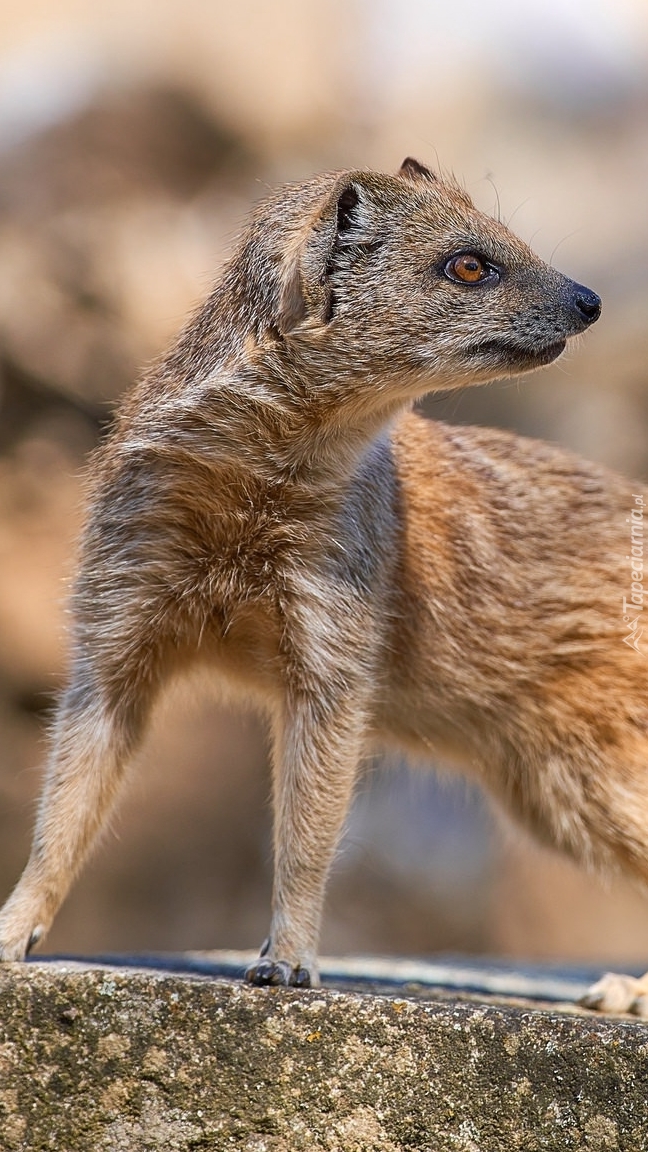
[579,971,648,1017]
[0,922,42,963]
[244,958,312,988]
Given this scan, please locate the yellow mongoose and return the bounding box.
[0,158,643,1014]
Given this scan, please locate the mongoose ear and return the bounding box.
[332,183,371,247]
[277,178,376,335]
[276,243,307,335]
[398,157,437,183]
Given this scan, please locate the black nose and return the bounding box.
[573,284,601,327]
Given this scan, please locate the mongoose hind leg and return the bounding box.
[580,761,648,1016]
[580,971,648,1017]
[498,732,648,1017]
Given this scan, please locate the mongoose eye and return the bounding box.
[444,253,497,285]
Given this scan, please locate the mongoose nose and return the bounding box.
[573,285,601,326]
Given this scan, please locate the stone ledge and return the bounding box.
[0,957,646,1151]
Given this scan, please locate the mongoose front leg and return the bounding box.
[245,688,366,988]
[0,674,150,960]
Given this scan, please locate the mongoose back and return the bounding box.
[0,157,644,1012]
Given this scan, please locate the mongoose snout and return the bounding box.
[0,157,644,1016]
[467,271,601,374]
[570,282,601,327]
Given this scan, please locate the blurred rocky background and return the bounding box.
[1,0,647,967]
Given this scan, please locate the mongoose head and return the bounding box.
[224,158,600,421]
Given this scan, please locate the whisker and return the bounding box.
[483,173,502,223]
[550,229,581,268]
[505,199,530,229]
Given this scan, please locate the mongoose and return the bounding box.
[0,157,643,1014]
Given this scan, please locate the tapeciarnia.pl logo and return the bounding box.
[622,493,646,653]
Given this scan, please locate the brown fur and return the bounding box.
[0,159,642,1009]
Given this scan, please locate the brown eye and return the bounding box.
[444,253,494,284]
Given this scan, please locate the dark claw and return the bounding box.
[245,959,293,986]
[292,966,312,988]
[26,928,42,956]
[244,958,311,988]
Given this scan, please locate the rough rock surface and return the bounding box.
[1,959,647,1151]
